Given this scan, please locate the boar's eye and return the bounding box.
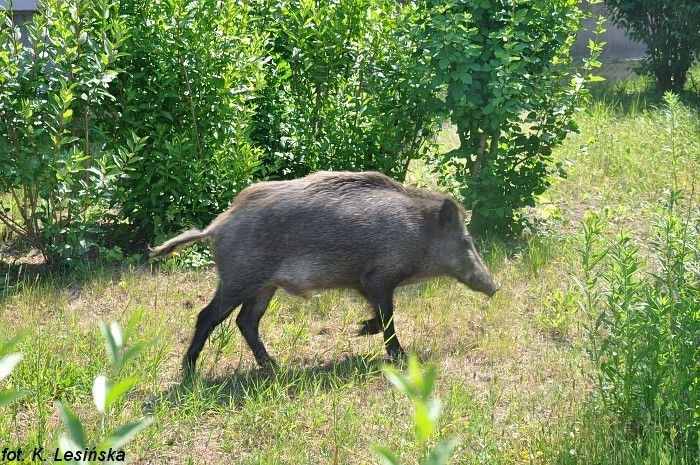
[462,235,472,246]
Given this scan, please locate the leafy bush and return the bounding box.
[1,0,605,259]
[107,0,266,240]
[605,0,700,93]
[250,0,436,181]
[419,0,604,236]
[578,208,699,450]
[0,0,142,264]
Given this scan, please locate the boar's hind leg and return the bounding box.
[236,286,277,368]
[360,284,405,360]
[183,283,247,375]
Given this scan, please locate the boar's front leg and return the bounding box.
[236,286,278,368]
[357,317,382,336]
[359,278,405,360]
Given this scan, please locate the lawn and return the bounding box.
[1,67,698,464]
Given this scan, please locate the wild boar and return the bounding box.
[150,171,499,374]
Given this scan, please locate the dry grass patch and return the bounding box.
[1,247,588,464]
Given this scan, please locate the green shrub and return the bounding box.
[250,0,436,181]
[577,95,699,452]
[577,208,699,451]
[419,0,604,236]
[0,0,141,265]
[108,0,266,240]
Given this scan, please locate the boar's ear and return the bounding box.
[439,199,460,226]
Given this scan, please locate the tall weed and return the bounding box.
[55,319,152,461]
[375,355,457,465]
[575,93,699,455]
[577,193,699,452]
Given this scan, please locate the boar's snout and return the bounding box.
[453,235,500,297]
[486,281,500,297]
[465,271,500,298]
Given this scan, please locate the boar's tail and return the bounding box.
[149,229,211,258]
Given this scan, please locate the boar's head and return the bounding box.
[434,199,500,297]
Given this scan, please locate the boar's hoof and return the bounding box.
[181,361,198,385]
[182,355,195,374]
[357,318,382,336]
[387,346,407,363]
[257,356,279,372]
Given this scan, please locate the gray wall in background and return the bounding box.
[0,0,36,9]
[573,1,647,61]
[1,1,37,48]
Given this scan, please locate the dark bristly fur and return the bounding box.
[150,171,499,375]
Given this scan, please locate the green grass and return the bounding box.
[1,68,699,464]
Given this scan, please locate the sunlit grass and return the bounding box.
[1,237,587,463]
[1,67,699,463]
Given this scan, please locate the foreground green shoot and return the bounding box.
[375,355,457,465]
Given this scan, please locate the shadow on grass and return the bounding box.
[587,71,700,117]
[0,259,47,297]
[0,256,154,304]
[150,353,387,412]
[0,221,156,300]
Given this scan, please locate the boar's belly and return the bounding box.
[269,257,361,297]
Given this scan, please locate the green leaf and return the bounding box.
[0,333,25,357]
[100,417,154,451]
[586,74,606,83]
[0,390,27,408]
[100,320,123,368]
[419,363,436,400]
[459,73,472,85]
[109,321,124,347]
[423,439,459,465]
[407,355,422,389]
[0,353,22,381]
[414,401,435,443]
[450,85,464,102]
[55,401,87,449]
[381,365,414,397]
[93,375,108,414]
[106,377,137,410]
[373,445,401,465]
